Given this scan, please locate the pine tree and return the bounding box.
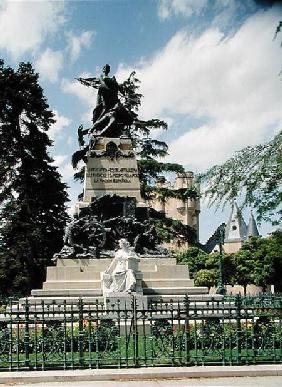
[0,60,69,295]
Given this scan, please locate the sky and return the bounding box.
[0,0,281,242]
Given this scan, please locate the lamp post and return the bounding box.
[216,223,226,295]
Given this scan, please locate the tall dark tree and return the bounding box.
[0,60,69,295]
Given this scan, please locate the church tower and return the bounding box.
[247,211,260,238]
[224,204,260,254]
[224,202,247,254]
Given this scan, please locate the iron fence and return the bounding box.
[0,294,281,370]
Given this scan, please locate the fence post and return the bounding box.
[235,294,242,364]
[24,298,30,369]
[78,298,84,368]
[132,295,139,367]
[8,298,13,371]
[184,295,190,366]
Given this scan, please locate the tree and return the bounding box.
[124,72,198,202]
[177,247,218,288]
[177,247,235,288]
[0,60,69,295]
[194,269,217,289]
[231,250,254,295]
[177,247,208,277]
[200,131,282,224]
[233,232,282,292]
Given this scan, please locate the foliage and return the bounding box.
[200,131,282,225]
[0,60,69,295]
[234,231,282,292]
[177,247,208,278]
[177,232,282,292]
[176,248,219,288]
[194,269,217,288]
[71,194,197,251]
[176,244,244,290]
[0,319,119,355]
[150,216,197,245]
[121,73,193,201]
[151,319,173,339]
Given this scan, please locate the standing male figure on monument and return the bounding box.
[77,64,133,137]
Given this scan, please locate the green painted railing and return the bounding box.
[0,294,281,370]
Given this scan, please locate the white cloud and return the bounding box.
[117,9,282,171]
[66,30,94,62]
[53,155,74,182]
[61,74,97,123]
[35,48,64,82]
[158,0,208,20]
[49,111,71,140]
[53,154,68,168]
[0,0,65,58]
[61,75,97,107]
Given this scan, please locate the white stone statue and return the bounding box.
[102,239,139,294]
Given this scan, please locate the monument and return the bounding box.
[29,64,210,306]
[101,238,146,308]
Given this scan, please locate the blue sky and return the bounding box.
[0,0,281,242]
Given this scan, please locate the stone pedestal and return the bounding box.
[30,256,209,304]
[76,137,142,214]
[104,293,148,310]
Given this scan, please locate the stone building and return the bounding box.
[149,172,200,248]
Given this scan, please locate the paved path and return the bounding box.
[4,376,282,387]
[0,366,282,386]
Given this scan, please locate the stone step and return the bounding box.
[143,265,190,278]
[31,288,103,297]
[32,285,208,299]
[16,295,221,310]
[143,287,208,295]
[10,294,224,315]
[148,294,224,303]
[143,279,194,288]
[42,278,195,291]
[55,257,177,268]
[43,280,102,290]
[46,267,103,281]
[20,296,104,305]
[26,293,222,305]
[56,258,111,268]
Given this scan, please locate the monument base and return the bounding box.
[79,137,142,209]
[28,256,213,307]
[104,292,148,310]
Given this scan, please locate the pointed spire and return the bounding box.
[225,202,247,242]
[247,211,260,238]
